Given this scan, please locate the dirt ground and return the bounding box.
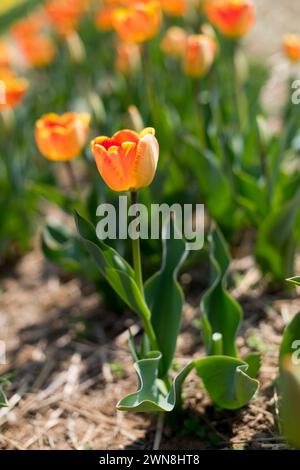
[1,0,300,451]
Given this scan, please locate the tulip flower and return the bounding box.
[115,41,141,76]
[205,0,255,39]
[95,6,115,31]
[10,11,46,41]
[18,35,56,68]
[161,26,187,57]
[0,68,28,111]
[283,34,300,62]
[0,40,10,68]
[183,34,217,78]
[161,0,187,17]
[45,0,86,36]
[35,112,90,161]
[112,1,161,43]
[91,128,159,191]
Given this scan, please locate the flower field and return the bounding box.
[0,0,300,453]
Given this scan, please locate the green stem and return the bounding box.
[130,191,158,351]
[130,191,144,295]
[193,79,207,148]
[142,42,156,119]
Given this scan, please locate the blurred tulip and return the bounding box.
[45,0,86,36]
[283,34,300,62]
[0,40,10,68]
[205,0,255,38]
[161,0,187,16]
[161,26,187,57]
[95,6,115,31]
[0,68,28,111]
[10,11,47,41]
[183,34,216,78]
[115,41,141,76]
[112,2,161,43]
[91,128,159,191]
[18,35,56,68]
[35,112,90,161]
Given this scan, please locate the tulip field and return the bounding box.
[1,0,300,454]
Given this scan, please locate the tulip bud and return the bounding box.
[161,0,188,17]
[35,112,90,161]
[183,34,217,78]
[91,128,159,191]
[112,2,161,44]
[161,26,187,58]
[0,68,28,111]
[283,34,300,62]
[205,0,255,39]
[115,41,141,76]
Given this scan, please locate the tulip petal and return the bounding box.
[133,134,159,189]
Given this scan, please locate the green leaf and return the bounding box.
[279,358,300,449]
[117,352,194,412]
[255,188,300,280]
[0,0,45,33]
[183,136,233,221]
[145,219,187,377]
[244,352,262,378]
[0,376,9,408]
[74,211,151,323]
[280,312,300,364]
[195,356,259,410]
[287,277,300,287]
[201,226,242,357]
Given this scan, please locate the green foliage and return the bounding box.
[279,310,300,449]
[117,352,194,413]
[145,220,187,377]
[195,356,258,410]
[201,226,242,357]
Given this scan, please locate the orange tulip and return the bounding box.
[10,11,46,41]
[161,0,187,16]
[115,41,141,76]
[0,68,28,111]
[18,35,56,68]
[161,26,187,57]
[0,40,10,68]
[183,34,216,78]
[91,128,159,191]
[35,112,90,161]
[45,0,86,36]
[205,0,255,38]
[95,6,115,31]
[283,34,300,62]
[112,2,161,43]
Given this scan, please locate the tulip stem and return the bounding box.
[130,191,158,352]
[193,79,207,148]
[64,161,81,197]
[130,191,144,295]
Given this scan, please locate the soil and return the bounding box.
[1,0,300,451]
[0,235,300,450]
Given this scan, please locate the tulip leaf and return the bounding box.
[183,137,233,221]
[145,219,187,377]
[0,0,44,32]
[287,277,300,287]
[244,352,262,379]
[280,312,300,364]
[195,356,259,410]
[0,376,9,408]
[279,357,300,449]
[255,188,300,280]
[201,226,242,357]
[117,352,194,413]
[75,211,151,322]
